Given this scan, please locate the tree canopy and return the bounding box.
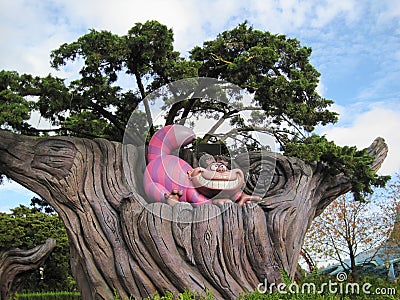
[0,20,389,200]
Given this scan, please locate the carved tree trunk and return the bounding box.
[0,131,387,299]
[0,238,56,299]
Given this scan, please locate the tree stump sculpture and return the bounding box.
[0,238,56,299]
[0,130,387,299]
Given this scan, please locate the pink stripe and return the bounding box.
[164,156,180,191]
[148,125,177,159]
[186,187,210,204]
[169,157,184,188]
[148,135,164,160]
[168,126,179,150]
[156,158,168,187]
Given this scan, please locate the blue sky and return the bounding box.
[0,0,399,212]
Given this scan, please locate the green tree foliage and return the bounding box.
[0,20,389,200]
[190,22,336,134]
[283,135,390,201]
[0,71,38,134]
[0,205,75,291]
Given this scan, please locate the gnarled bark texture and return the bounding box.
[0,131,387,299]
[0,238,56,300]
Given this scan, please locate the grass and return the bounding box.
[11,275,400,300]
[12,291,81,300]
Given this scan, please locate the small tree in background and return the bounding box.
[376,174,400,261]
[303,189,399,281]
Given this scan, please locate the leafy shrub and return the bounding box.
[13,291,81,300]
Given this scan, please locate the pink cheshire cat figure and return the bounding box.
[143,124,260,207]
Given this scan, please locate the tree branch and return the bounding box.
[201,110,238,143]
[218,126,276,143]
[134,71,154,135]
[315,137,388,216]
[165,101,185,125]
[0,239,56,299]
[89,101,125,133]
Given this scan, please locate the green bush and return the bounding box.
[13,291,81,300]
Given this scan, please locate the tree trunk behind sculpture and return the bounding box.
[0,131,387,299]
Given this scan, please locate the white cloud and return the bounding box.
[247,0,363,34]
[322,106,400,175]
[0,205,15,213]
[377,0,400,23]
[0,0,377,76]
[330,103,346,116]
[311,0,359,27]
[395,50,400,61]
[0,180,36,212]
[0,180,34,194]
[316,80,327,97]
[0,1,79,75]
[56,0,207,52]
